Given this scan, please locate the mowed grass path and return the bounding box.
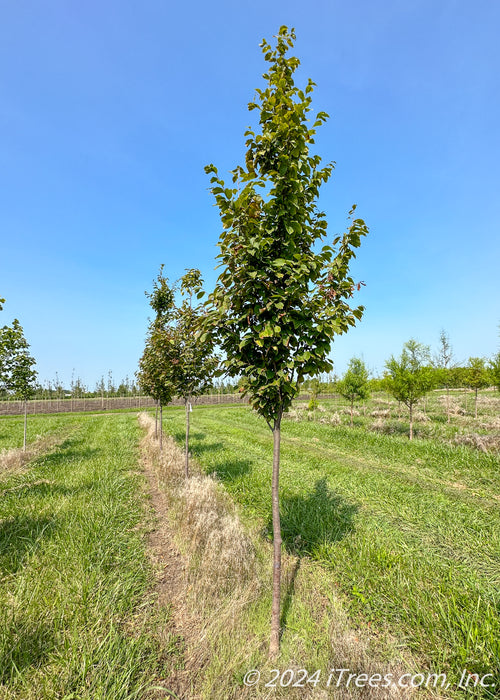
[0,413,175,700]
[164,404,500,689]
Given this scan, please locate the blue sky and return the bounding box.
[1,0,499,388]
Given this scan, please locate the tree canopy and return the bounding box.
[204,25,368,658]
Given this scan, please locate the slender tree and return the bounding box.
[465,357,489,419]
[168,269,218,477]
[137,267,176,450]
[432,329,456,423]
[0,318,37,450]
[337,357,370,426]
[384,339,434,440]
[204,26,368,658]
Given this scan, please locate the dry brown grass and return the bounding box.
[370,409,391,418]
[0,434,62,475]
[453,432,500,454]
[138,412,256,599]
[175,474,256,597]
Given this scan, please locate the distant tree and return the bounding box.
[204,26,368,658]
[465,357,489,418]
[337,357,370,426]
[307,377,320,416]
[489,352,500,393]
[432,329,457,423]
[107,370,116,397]
[384,339,434,440]
[0,319,37,450]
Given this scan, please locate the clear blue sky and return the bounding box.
[1,0,499,388]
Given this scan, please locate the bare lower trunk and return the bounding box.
[474,388,478,419]
[159,404,163,452]
[409,404,413,440]
[155,402,158,440]
[185,398,190,478]
[350,398,354,427]
[269,414,282,659]
[23,400,27,452]
[446,386,450,423]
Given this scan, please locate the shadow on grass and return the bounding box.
[38,437,101,466]
[205,456,253,481]
[0,619,57,683]
[169,428,226,459]
[1,480,93,500]
[0,515,57,574]
[270,477,358,557]
[268,478,358,634]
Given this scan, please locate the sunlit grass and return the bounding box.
[0,413,179,699]
[162,402,500,697]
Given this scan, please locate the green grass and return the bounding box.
[0,413,77,452]
[162,403,500,696]
[0,413,180,699]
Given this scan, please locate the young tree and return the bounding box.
[0,319,37,450]
[465,357,489,418]
[384,339,434,440]
[137,267,176,450]
[167,269,218,477]
[204,26,368,658]
[138,267,217,461]
[489,352,500,393]
[432,329,456,423]
[337,357,370,426]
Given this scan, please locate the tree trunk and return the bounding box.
[155,401,158,440]
[474,388,478,419]
[159,404,163,452]
[23,400,27,452]
[185,397,190,478]
[409,404,413,440]
[350,398,354,427]
[269,414,282,659]
[446,386,450,423]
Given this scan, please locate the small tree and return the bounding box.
[432,329,456,423]
[167,269,218,477]
[0,318,37,450]
[204,26,368,658]
[137,267,176,449]
[337,357,370,426]
[489,352,500,393]
[465,357,489,419]
[138,267,217,465]
[384,339,434,440]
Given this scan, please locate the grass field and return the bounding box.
[162,398,500,697]
[1,398,499,699]
[0,413,179,700]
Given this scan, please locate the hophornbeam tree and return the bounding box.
[137,267,176,451]
[204,26,368,658]
[168,269,218,478]
[138,267,218,470]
